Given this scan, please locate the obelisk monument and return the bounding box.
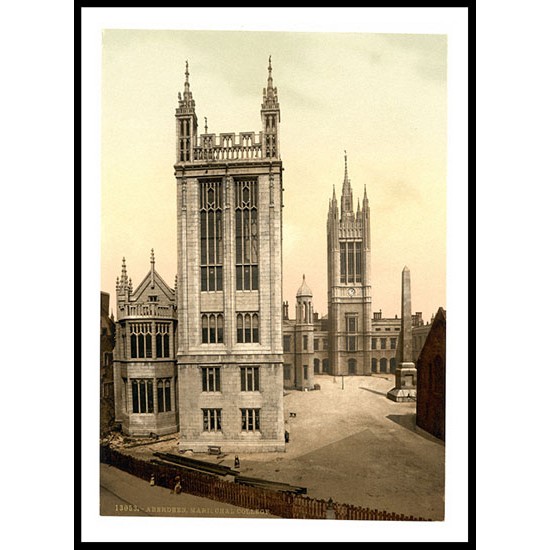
[387,266,417,402]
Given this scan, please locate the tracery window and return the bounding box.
[235,179,258,291]
[200,180,223,291]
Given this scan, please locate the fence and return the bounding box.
[100,445,430,521]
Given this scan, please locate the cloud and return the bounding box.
[377,178,422,213]
[382,33,447,82]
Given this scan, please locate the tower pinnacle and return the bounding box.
[344,150,348,181]
[180,60,196,113]
[262,56,279,111]
[341,150,354,218]
[120,257,128,288]
[150,249,155,288]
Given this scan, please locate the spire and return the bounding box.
[180,60,196,113]
[128,277,133,294]
[120,257,128,288]
[328,183,338,219]
[344,150,349,181]
[356,199,361,218]
[341,150,354,218]
[262,55,279,111]
[184,60,190,99]
[204,117,208,134]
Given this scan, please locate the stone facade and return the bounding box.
[416,307,446,441]
[371,310,401,374]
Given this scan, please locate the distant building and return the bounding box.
[371,310,401,375]
[100,292,116,436]
[282,292,401,390]
[415,307,446,441]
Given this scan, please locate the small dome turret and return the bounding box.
[296,274,313,298]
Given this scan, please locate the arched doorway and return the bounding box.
[322,359,329,373]
[371,357,378,373]
[348,358,357,375]
[314,358,320,374]
[390,357,396,373]
[380,358,388,373]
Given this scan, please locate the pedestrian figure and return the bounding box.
[234,455,240,469]
[174,475,182,495]
[150,474,155,486]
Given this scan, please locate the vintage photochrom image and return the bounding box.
[99,27,447,524]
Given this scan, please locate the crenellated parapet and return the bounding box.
[118,302,177,320]
[193,132,263,162]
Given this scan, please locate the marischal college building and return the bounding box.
[112,59,431,451]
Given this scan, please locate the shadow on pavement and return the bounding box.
[359,386,387,397]
[386,414,445,445]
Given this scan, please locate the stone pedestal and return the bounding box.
[387,362,417,402]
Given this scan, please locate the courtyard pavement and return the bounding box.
[122,374,444,520]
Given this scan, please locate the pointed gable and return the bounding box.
[128,249,175,308]
[131,268,175,306]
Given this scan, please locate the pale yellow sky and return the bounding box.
[102,29,446,319]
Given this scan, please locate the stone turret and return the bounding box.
[294,275,315,391]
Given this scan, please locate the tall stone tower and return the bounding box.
[174,59,285,452]
[294,275,315,391]
[327,153,372,375]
